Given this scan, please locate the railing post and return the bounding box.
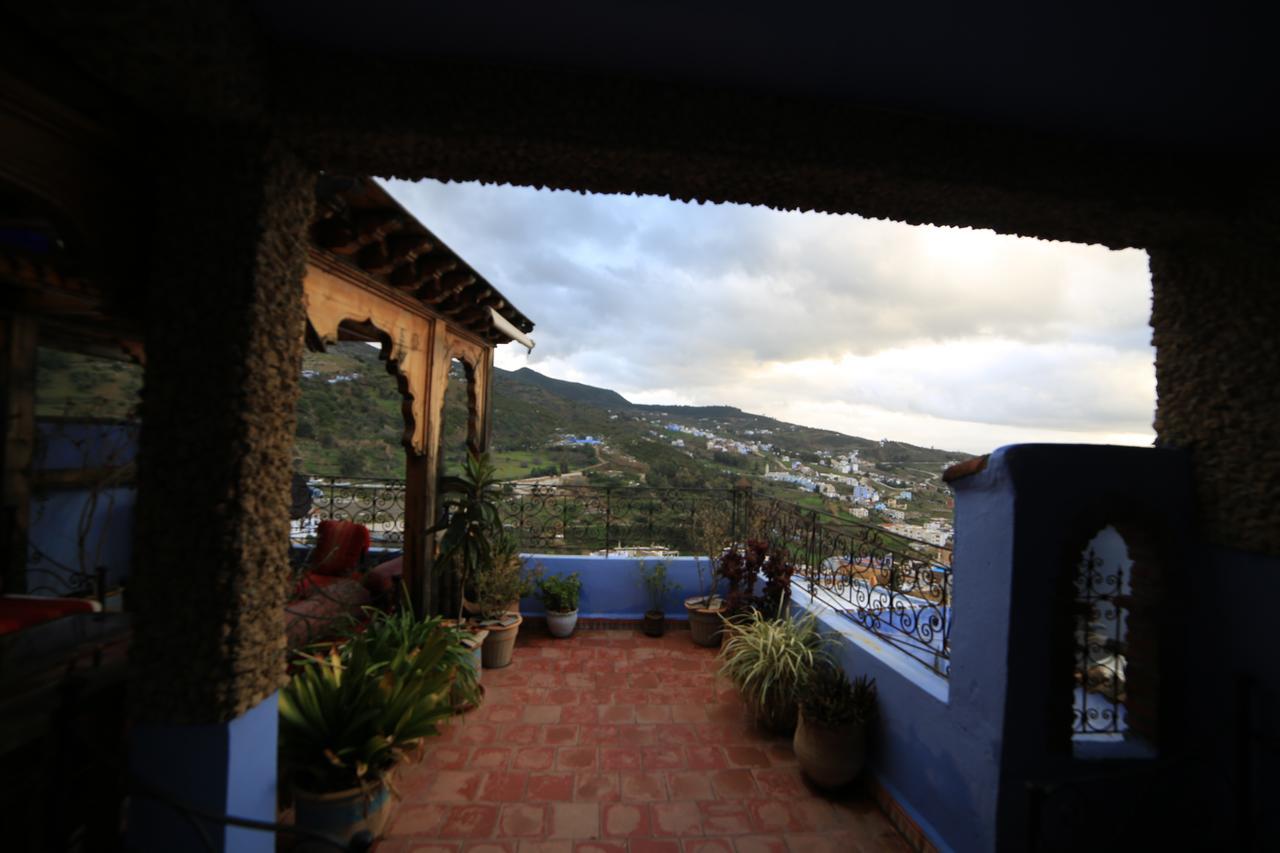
[604,486,612,556]
[562,494,570,553]
[516,493,525,550]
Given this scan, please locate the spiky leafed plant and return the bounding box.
[279,625,454,796]
[351,599,481,710]
[800,662,877,729]
[435,450,503,619]
[718,608,828,733]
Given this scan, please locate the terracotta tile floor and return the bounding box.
[376,626,912,853]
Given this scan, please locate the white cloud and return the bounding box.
[387,179,1155,455]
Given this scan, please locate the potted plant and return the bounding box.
[348,597,484,713]
[794,663,877,789]
[471,535,535,668]
[279,626,454,844]
[638,559,678,637]
[718,608,826,734]
[538,572,582,638]
[435,450,503,620]
[684,502,729,646]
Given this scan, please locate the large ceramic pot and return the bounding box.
[793,707,867,789]
[481,613,523,668]
[642,610,665,638]
[546,609,578,638]
[293,780,392,850]
[684,596,725,647]
[451,628,488,712]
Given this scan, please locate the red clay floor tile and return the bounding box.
[549,802,601,839]
[650,801,703,836]
[439,804,500,838]
[498,803,548,837]
[526,773,576,802]
[619,771,668,802]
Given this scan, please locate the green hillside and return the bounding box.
[29,341,967,529]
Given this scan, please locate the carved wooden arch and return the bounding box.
[302,260,435,455]
[433,329,492,458]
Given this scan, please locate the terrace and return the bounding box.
[1,6,1276,852]
[379,628,914,853]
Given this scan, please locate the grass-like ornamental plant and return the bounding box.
[279,625,454,796]
[801,662,878,728]
[718,608,828,733]
[538,572,582,613]
[352,601,481,710]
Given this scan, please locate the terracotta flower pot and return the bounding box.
[642,610,665,637]
[793,708,867,789]
[292,780,392,849]
[684,596,724,647]
[480,613,522,668]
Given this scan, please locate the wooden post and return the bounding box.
[1,313,37,593]
[403,452,431,617]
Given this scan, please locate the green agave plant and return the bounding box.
[718,608,828,733]
[279,624,454,796]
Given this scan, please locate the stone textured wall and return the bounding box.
[1150,242,1280,556]
[130,129,313,724]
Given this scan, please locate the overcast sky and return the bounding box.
[383,179,1155,455]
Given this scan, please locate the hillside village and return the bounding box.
[288,344,968,545]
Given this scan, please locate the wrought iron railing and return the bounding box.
[293,475,408,547]
[499,484,741,555]
[297,476,953,675]
[749,496,953,676]
[1072,545,1128,738]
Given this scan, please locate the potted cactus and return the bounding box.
[638,559,678,637]
[794,662,877,788]
[538,572,582,638]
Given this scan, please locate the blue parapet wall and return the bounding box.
[518,554,711,618]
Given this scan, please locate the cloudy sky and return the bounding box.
[383,179,1155,455]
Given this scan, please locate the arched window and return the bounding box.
[1071,524,1157,758]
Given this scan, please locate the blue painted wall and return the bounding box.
[517,555,714,619]
[129,692,279,852]
[27,421,138,594]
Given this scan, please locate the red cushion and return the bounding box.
[308,520,371,576]
[0,596,96,635]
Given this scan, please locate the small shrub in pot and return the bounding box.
[538,572,582,638]
[794,662,878,789]
[638,559,678,637]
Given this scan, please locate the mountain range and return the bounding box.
[292,343,969,490]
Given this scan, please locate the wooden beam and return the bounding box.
[33,463,136,491]
[311,216,357,254]
[414,254,457,281]
[386,233,433,262]
[421,271,475,304]
[353,209,404,240]
[357,240,395,275]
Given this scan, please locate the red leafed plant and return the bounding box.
[723,539,794,619]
